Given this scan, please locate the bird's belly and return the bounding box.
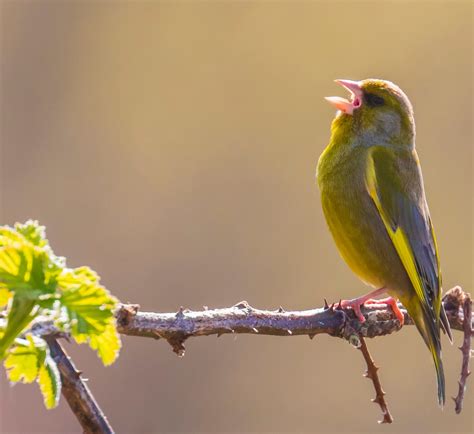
[321,179,409,293]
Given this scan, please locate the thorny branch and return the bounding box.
[358,336,393,424]
[46,338,114,434]
[9,286,473,432]
[114,285,470,425]
[451,290,472,414]
[115,287,472,354]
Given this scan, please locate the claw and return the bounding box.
[340,299,366,322]
[365,297,404,325]
[334,287,388,323]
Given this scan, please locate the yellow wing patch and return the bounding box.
[365,150,428,306]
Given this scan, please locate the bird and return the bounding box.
[317,78,452,406]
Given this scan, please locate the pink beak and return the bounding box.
[325,79,363,115]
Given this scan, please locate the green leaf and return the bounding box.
[14,220,48,248]
[14,220,65,274]
[0,222,64,357]
[0,295,38,358]
[58,267,120,364]
[0,220,121,409]
[38,354,61,409]
[0,287,11,307]
[88,323,121,366]
[4,335,61,409]
[0,222,63,293]
[58,268,116,335]
[4,336,42,383]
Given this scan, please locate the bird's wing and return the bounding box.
[365,146,449,336]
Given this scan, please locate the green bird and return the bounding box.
[317,78,452,406]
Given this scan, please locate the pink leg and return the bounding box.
[339,287,387,322]
[364,296,405,325]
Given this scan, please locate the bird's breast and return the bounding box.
[317,144,406,291]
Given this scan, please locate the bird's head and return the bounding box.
[326,79,415,146]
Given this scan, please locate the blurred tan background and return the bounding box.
[0,1,472,433]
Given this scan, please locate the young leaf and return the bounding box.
[0,295,38,359]
[58,267,120,364]
[0,287,11,308]
[4,334,61,409]
[88,323,121,366]
[38,354,61,409]
[4,336,42,383]
[14,220,48,248]
[0,222,62,357]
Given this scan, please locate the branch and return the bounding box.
[113,286,471,424]
[358,336,393,424]
[453,291,472,414]
[46,338,115,434]
[115,288,471,354]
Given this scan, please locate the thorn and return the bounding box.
[337,299,342,309]
[372,395,384,405]
[277,306,285,313]
[119,303,140,327]
[203,305,208,310]
[287,330,293,335]
[252,328,259,333]
[349,334,361,348]
[234,300,249,309]
[168,336,187,357]
[329,303,335,311]
[176,306,185,319]
[308,333,316,340]
[324,298,329,309]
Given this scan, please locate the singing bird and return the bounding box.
[317,79,452,406]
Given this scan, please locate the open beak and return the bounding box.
[325,79,363,115]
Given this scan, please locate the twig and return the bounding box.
[115,287,471,355]
[442,286,473,335]
[453,292,472,414]
[358,336,393,424]
[46,338,115,434]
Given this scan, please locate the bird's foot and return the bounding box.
[336,287,388,323]
[339,298,368,323]
[364,297,405,325]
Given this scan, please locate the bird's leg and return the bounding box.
[364,297,405,325]
[339,287,387,323]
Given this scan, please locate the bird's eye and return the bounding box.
[365,93,385,107]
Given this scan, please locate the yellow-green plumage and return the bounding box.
[317,79,452,406]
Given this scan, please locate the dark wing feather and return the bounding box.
[366,146,451,340]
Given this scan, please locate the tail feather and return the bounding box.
[404,298,445,407]
[440,304,453,343]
